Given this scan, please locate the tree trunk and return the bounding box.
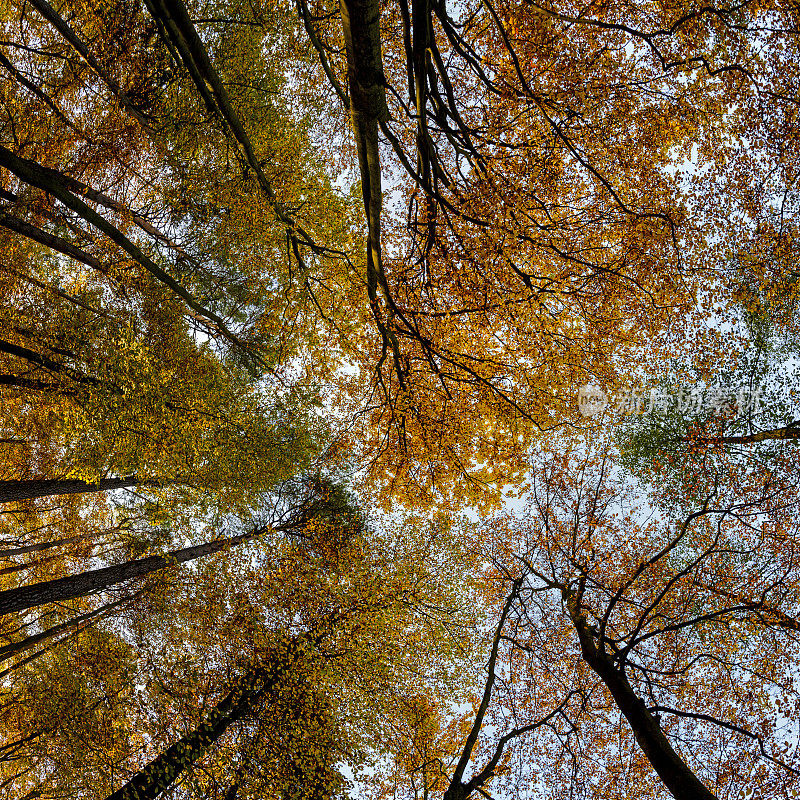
[0,551,62,576]
[338,0,407,385]
[0,477,139,504]
[0,594,132,665]
[0,534,85,558]
[0,337,98,386]
[710,425,800,444]
[0,374,68,393]
[26,0,154,131]
[0,145,242,349]
[0,529,260,617]
[564,588,718,800]
[143,0,318,254]
[0,210,106,271]
[104,643,301,800]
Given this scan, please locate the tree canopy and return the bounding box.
[0,0,799,798]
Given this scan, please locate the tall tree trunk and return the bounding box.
[338,0,406,385]
[143,0,319,255]
[26,0,155,131]
[0,337,98,386]
[0,375,68,393]
[0,594,133,665]
[0,534,85,559]
[0,529,261,617]
[0,145,243,349]
[0,640,64,680]
[0,551,63,576]
[0,476,138,504]
[564,587,718,800]
[104,641,303,800]
[0,210,106,271]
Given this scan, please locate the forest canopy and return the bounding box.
[0,0,799,798]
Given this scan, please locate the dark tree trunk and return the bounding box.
[338,0,407,386]
[0,145,241,348]
[564,588,718,800]
[0,337,97,385]
[0,534,85,558]
[0,375,69,393]
[143,0,316,253]
[0,530,259,617]
[0,210,106,271]
[26,0,154,130]
[0,552,62,576]
[0,477,138,504]
[104,644,300,800]
[0,594,131,665]
[711,425,800,444]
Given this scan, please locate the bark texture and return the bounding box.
[104,641,304,800]
[0,477,138,504]
[0,530,258,616]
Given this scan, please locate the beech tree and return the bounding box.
[0,0,356,520]
[0,481,476,800]
[2,0,796,503]
[413,442,800,800]
[613,309,800,517]
[294,0,800,501]
[2,0,796,502]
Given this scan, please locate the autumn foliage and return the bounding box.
[0,0,798,798]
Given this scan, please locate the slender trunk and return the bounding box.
[708,425,800,444]
[0,210,106,271]
[0,551,64,576]
[0,337,100,387]
[26,0,155,131]
[143,0,317,253]
[338,0,406,386]
[0,50,83,136]
[0,374,68,393]
[564,588,718,800]
[0,145,243,349]
[0,534,85,559]
[0,477,138,504]
[0,594,131,665]
[104,642,301,800]
[0,529,260,617]
[3,263,108,316]
[0,641,59,680]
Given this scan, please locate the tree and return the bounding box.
[417,441,800,800]
[295,0,800,502]
[0,251,322,511]
[0,477,476,800]
[3,0,795,505]
[0,0,357,516]
[102,635,320,800]
[613,304,800,516]
[0,526,266,617]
